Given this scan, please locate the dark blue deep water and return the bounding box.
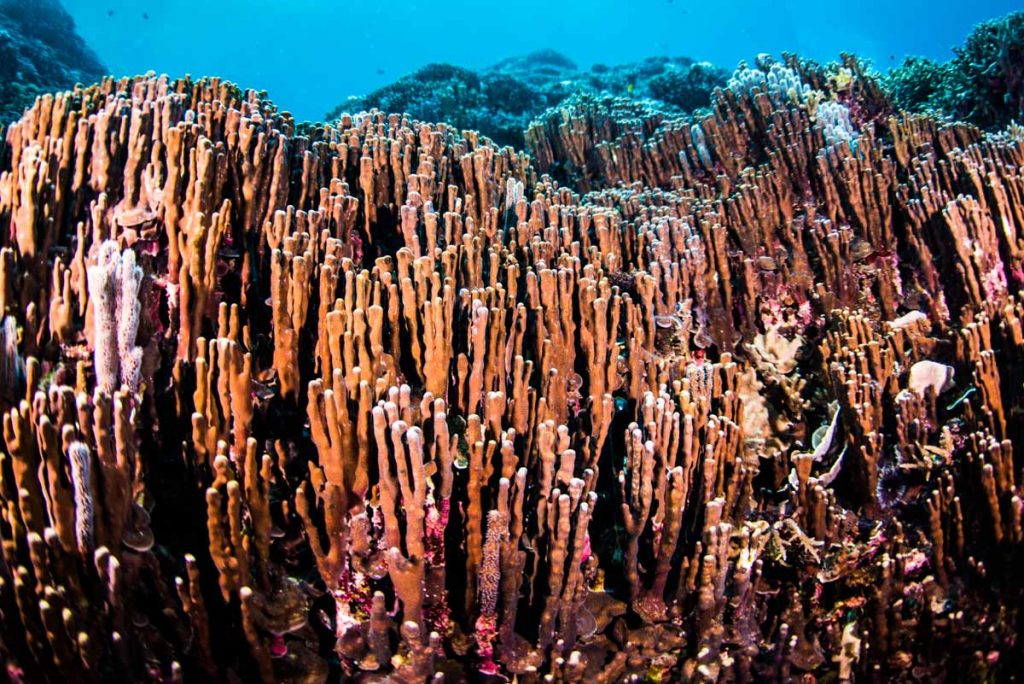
[63,0,1022,121]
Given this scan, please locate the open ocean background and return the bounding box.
[61,0,1024,124]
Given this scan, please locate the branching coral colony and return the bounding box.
[0,51,1022,684]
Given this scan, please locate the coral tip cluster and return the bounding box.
[0,52,1022,682]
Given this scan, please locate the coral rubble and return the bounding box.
[0,49,1022,684]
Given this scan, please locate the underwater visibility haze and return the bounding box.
[2,0,1024,682]
[58,0,1024,121]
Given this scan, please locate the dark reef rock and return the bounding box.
[0,0,106,125]
[326,50,728,148]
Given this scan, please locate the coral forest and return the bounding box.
[2,31,1024,684]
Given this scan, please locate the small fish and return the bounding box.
[889,54,895,61]
[376,68,385,75]
[107,9,114,16]
[626,82,634,96]
[142,12,149,20]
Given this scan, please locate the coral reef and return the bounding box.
[327,51,727,149]
[0,0,106,126]
[0,46,1023,684]
[884,11,1024,129]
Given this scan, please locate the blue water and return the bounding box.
[64,0,1021,122]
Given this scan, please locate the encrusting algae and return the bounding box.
[0,50,1022,683]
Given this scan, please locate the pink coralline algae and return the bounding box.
[0,53,1022,684]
